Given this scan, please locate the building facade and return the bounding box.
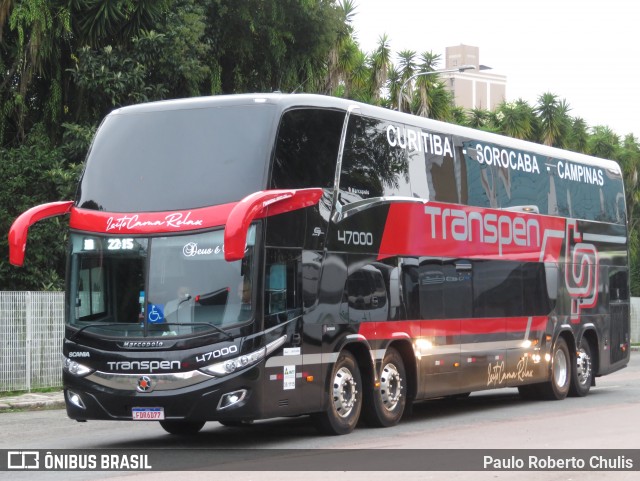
[444,44,507,111]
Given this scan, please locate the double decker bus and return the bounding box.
[9,94,630,435]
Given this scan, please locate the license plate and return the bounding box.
[132,407,165,420]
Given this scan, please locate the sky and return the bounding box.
[350,0,639,139]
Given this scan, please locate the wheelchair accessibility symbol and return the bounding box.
[147,304,165,323]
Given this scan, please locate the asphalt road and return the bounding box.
[1,353,639,480]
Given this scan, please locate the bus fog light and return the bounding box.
[217,389,248,410]
[67,390,86,409]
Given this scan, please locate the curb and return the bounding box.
[0,393,65,412]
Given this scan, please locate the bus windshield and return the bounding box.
[67,226,257,338]
[77,103,275,212]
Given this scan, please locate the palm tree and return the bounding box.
[450,106,467,126]
[588,125,619,160]
[347,49,370,101]
[495,99,534,140]
[425,83,454,121]
[535,92,571,147]
[324,0,358,94]
[386,65,402,110]
[369,33,391,102]
[568,117,589,153]
[326,36,360,96]
[466,108,492,130]
[414,51,440,117]
[618,134,640,227]
[396,49,417,112]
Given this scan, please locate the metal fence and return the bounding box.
[0,290,639,393]
[631,297,640,344]
[0,292,64,392]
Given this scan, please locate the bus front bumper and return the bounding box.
[63,367,264,423]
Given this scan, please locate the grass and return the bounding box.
[0,386,62,397]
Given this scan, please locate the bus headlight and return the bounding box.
[63,357,94,377]
[199,335,287,378]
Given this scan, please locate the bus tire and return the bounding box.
[159,420,205,435]
[569,337,593,397]
[362,347,406,427]
[312,351,362,435]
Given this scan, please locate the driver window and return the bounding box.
[264,249,302,327]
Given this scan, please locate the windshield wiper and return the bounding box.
[70,321,234,342]
[160,322,234,341]
[69,322,138,342]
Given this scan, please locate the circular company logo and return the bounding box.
[137,376,153,393]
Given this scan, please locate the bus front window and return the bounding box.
[67,226,256,338]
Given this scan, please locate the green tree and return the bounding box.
[617,134,640,226]
[368,33,391,103]
[386,65,402,111]
[324,0,358,95]
[0,0,168,145]
[495,99,535,140]
[207,0,343,94]
[588,125,619,159]
[535,92,571,147]
[567,117,589,153]
[413,51,440,118]
[396,49,417,111]
[70,0,169,47]
[0,124,79,290]
[466,108,493,130]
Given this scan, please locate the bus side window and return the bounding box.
[340,116,411,204]
[76,258,106,320]
[343,264,389,323]
[417,260,472,320]
[609,268,629,302]
[267,264,286,314]
[270,108,344,189]
[264,249,302,327]
[417,260,444,320]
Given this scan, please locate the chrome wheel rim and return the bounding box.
[332,367,357,418]
[575,348,592,387]
[553,348,568,387]
[380,362,403,411]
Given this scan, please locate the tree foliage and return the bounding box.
[0,124,79,290]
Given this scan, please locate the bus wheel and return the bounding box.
[159,420,205,435]
[520,337,571,401]
[546,337,571,400]
[312,351,362,435]
[362,347,406,427]
[569,338,593,397]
